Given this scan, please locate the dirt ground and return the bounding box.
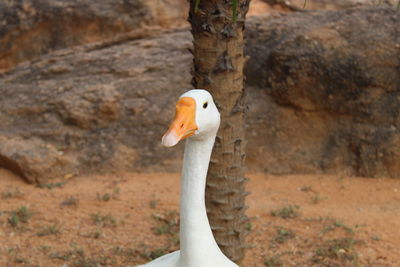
[1,168,400,267]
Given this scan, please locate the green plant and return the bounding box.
[8,213,19,227]
[148,248,168,260]
[1,187,23,199]
[96,187,120,202]
[313,238,360,263]
[8,206,33,227]
[271,205,299,219]
[273,227,295,244]
[60,196,79,207]
[37,181,66,189]
[138,244,171,261]
[39,245,52,254]
[90,212,116,227]
[91,227,103,239]
[264,254,283,267]
[321,219,354,234]
[96,192,111,201]
[300,185,313,192]
[152,211,179,236]
[37,225,60,236]
[311,193,322,204]
[14,257,30,264]
[49,251,71,261]
[149,199,158,209]
[72,259,99,267]
[152,210,180,247]
[246,221,253,231]
[73,255,115,267]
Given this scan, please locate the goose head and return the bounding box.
[161,89,220,147]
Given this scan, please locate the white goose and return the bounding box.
[138,89,238,267]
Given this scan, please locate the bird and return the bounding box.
[137,89,238,267]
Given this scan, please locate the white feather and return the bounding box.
[137,90,238,267]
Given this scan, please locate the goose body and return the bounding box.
[137,90,238,267]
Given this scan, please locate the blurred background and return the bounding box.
[0,0,399,184]
[0,1,399,266]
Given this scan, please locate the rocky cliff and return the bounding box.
[0,0,188,72]
[0,5,399,183]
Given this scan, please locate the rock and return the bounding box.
[0,7,399,182]
[261,0,399,11]
[0,0,188,72]
[55,84,122,130]
[0,28,192,182]
[0,136,77,183]
[3,0,392,73]
[245,7,400,177]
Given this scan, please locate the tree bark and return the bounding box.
[188,0,250,263]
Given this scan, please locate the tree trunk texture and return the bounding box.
[188,0,250,263]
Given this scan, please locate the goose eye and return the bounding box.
[203,102,208,109]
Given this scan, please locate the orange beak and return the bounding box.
[161,97,198,147]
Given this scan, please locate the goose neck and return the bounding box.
[179,137,220,264]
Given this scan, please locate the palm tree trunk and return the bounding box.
[188,0,250,263]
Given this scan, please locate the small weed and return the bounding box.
[311,193,324,204]
[150,199,158,209]
[273,226,295,244]
[73,257,115,267]
[8,206,33,227]
[96,187,120,202]
[96,192,111,202]
[313,238,360,263]
[142,248,169,260]
[333,221,354,234]
[111,246,124,255]
[264,254,283,267]
[150,248,168,259]
[321,219,354,234]
[300,185,313,192]
[73,259,99,267]
[16,206,32,222]
[90,212,117,227]
[152,211,180,246]
[1,187,23,199]
[113,187,120,194]
[60,196,79,207]
[8,213,19,227]
[39,245,52,254]
[152,210,180,248]
[49,251,71,261]
[371,235,381,241]
[246,221,253,231]
[37,225,60,236]
[110,246,137,261]
[37,181,66,189]
[152,211,179,236]
[91,227,103,239]
[72,247,85,258]
[271,205,299,219]
[14,257,30,264]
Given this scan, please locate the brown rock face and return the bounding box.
[0,7,399,182]
[261,0,399,11]
[0,28,193,183]
[245,7,400,177]
[0,0,188,72]
[0,136,76,183]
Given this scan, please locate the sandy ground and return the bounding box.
[1,168,400,267]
